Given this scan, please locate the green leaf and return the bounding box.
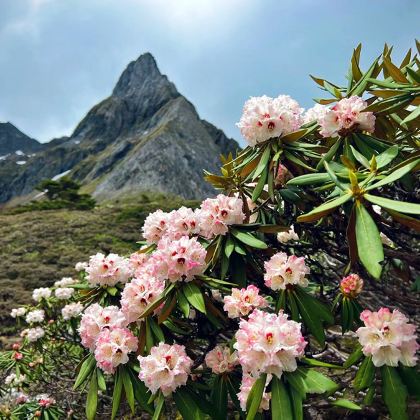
[149,318,165,342]
[173,388,204,420]
[365,194,420,215]
[152,392,165,420]
[375,145,399,169]
[86,370,98,420]
[211,376,228,420]
[381,366,408,420]
[231,229,268,249]
[350,145,370,169]
[177,291,190,317]
[316,138,342,171]
[289,386,303,420]
[331,399,362,410]
[253,145,271,180]
[297,193,352,223]
[287,173,331,186]
[343,345,363,368]
[297,368,338,394]
[252,165,268,202]
[324,161,346,190]
[355,203,384,279]
[366,158,420,190]
[97,369,106,391]
[354,356,375,391]
[73,354,96,390]
[271,376,293,420]
[246,373,267,420]
[121,366,135,413]
[111,370,123,420]
[224,235,235,259]
[183,283,206,314]
[397,366,420,400]
[301,357,343,369]
[295,287,334,324]
[106,286,118,296]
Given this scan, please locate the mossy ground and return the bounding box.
[0,193,197,335]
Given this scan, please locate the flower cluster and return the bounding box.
[223,285,268,318]
[151,236,207,282]
[61,302,83,320]
[85,253,132,287]
[94,327,138,374]
[138,343,193,396]
[55,287,74,300]
[319,96,375,138]
[27,327,45,342]
[264,252,310,290]
[32,287,51,302]
[198,194,245,238]
[234,310,307,378]
[237,95,303,145]
[205,345,239,374]
[120,274,165,322]
[303,103,329,124]
[128,252,150,276]
[10,307,26,318]
[78,304,126,350]
[25,310,45,324]
[5,373,26,386]
[238,374,271,412]
[340,274,363,298]
[356,308,418,367]
[277,225,299,244]
[54,277,76,287]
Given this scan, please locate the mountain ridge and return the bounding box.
[0,53,239,204]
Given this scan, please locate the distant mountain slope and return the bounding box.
[0,122,43,155]
[0,53,239,204]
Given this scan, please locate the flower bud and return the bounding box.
[340,274,363,298]
[12,343,21,350]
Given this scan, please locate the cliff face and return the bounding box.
[0,53,239,203]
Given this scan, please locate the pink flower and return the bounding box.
[236,95,303,146]
[166,207,200,240]
[223,285,268,318]
[94,327,138,374]
[319,96,375,138]
[38,396,56,408]
[340,274,363,298]
[274,164,293,187]
[205,345,239,374]
[264,252,310,290]
[238,374,271,412]
[142,209,170,244]
[303,103,329,124]
[151,236,207,282]
[78,304,126,350]
[234,309,307,378]
[86,253,132,287]
[356,308,418,367]
[120,274,165,323]
[138,343,193,396]
[197,194,245,239]
[277,226,299,244]
[129,252,150,275]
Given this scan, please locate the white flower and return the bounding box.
[54,277,76,287]
[27,327,45,342]
[32,287,51,302]
[303,104,329,124]
[55,287,74,300]
[75,262,88,271]
[10,307,26,318]
[277,226,299,244]
[5,373,26,386]
[25,309,45,324]
[61,302,84,320]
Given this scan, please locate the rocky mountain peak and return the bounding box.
[0,122,42,155]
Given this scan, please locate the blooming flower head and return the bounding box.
[303,103,329,125]
[356,308,418,367]
[138,343,193,396]
[277,225,299,244]
[10,307,26,318]
[238,373,271,412]
[165,207,200,241]
[120,274,165,323]
[319,96,375,138]
[94,327,138,374]
[205,345,239,374]
[25,309,45,324]
[129,251,150,276]
[32,287,51,302]
[78,304,126,350]
[62,302,84,320]
[55,287,74,300]
[75,262,88,272]
[237,95,303,146]
[340,274,363,298]
[264,252,310,290]
[27,327,45,342]
[86,253,132,287]
[198,194,245,239]
[234,309,307,378]
[54,277,76,287]
[5,373,26,386]
[151,236,207,282]
[223,285,268,319]
[142,209,170,244]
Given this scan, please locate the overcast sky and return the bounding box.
[0,0,419,144]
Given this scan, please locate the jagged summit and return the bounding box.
[0,53,239,203]
[0,122,42,155]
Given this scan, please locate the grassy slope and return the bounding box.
[0,193,197,333]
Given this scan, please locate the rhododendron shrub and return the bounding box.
[1,44,419,420]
